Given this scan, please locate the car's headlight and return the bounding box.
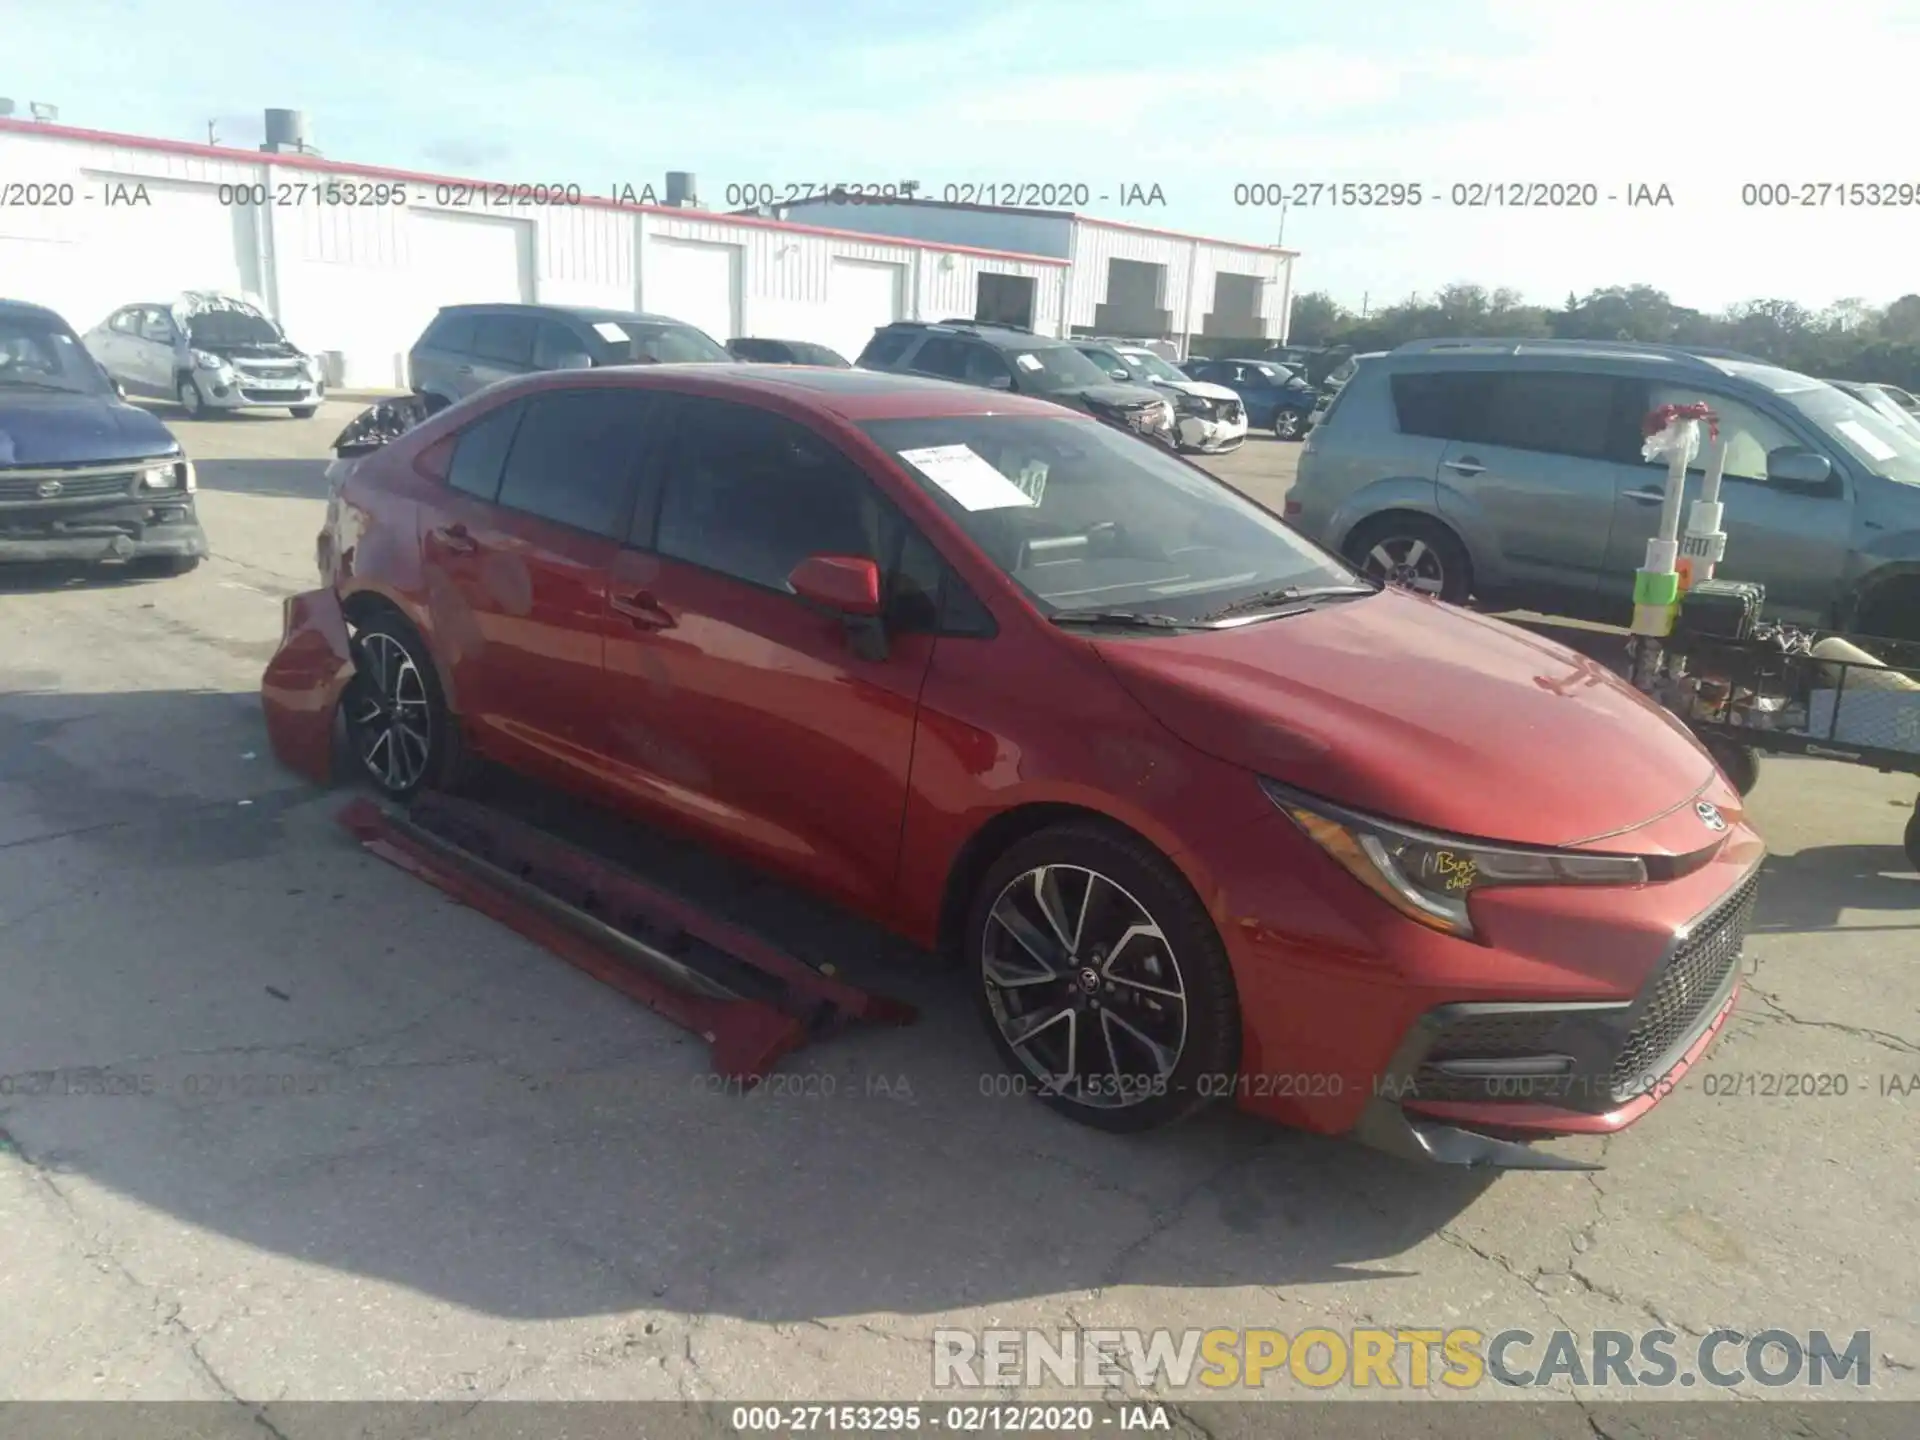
[303,354,324,381]
[139,460,195,492]
[191,349,229,373]
[1261,778,1647,940]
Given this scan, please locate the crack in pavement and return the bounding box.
[1746,987,1919,1056]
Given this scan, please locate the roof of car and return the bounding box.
[875,320,1070,351]
[0,298,69,324]
[436,303,691,326]
[478,362,1081,422]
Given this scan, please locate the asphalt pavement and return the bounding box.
[0,403,1915,1421]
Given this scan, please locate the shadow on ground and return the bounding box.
[191,457,333,501]
[0,686,1511,1326]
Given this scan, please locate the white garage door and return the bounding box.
[80,176,253,326]
[409,210,532,311]
[647,238,741,345]
[826,259,905,364]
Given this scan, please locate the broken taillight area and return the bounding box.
[260,588,355,786]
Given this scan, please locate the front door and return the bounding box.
[135,307,180,393]
[1600,382,1854,624]
[598,393,936,914]
[1425,368,1641,614]
[417,385,658,778]
[463,313,538,398]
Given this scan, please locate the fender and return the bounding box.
[1322,473,1444,555]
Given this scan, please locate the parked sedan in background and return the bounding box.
[85,291,325,419]
[1,298,206,574]
[1074,341,1247,453]
[1866,381,1920,417]
[727,337,851,366]
[1182,357,1319,439]
[269,363,1763,1164]
[1828,378,1920,442]
[407,303,732,412]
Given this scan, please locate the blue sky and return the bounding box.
[7,0,1916,314]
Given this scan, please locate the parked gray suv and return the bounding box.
[407,303,731,411]
[1290,338,1920,640]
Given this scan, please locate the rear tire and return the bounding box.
[1273,409,1304,440]
[343,608,466,799]
[1853,577,1920,645]
[131,555,200,578]
[1905,807,1920,872]
[1343,513,1472,604]
[965,821,1241,1134]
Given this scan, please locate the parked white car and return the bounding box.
[1075,341,1249,454]
[84,292,326,419]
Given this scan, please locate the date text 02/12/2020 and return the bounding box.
[1230,180,1676,208]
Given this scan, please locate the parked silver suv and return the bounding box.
[1290,338,1920,641]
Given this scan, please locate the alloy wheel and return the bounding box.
[1273,410,1302,439]
[349,631,433,793]
[1360,535,1446,595]
[980,864,1187,1109]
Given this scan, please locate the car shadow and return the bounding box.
[191,457,334,501]
[1750,842,1919,934]
[0,560,178,595]
[0,685,1503,1328]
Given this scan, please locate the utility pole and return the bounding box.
[207,120,219,145]
[1276,201,1289,248]
[1361,291,1369,319]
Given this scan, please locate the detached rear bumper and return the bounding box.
[261,587,355,786]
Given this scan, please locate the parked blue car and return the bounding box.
[1180,356,1319,439]
[0,298,205,573]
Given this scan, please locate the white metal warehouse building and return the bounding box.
[0,114,1296,389]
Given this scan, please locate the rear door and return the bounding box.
[417,385,658,777]
[135,307,182,392]
[410,312,478,400]
[1424,367,1639,612]
[1600,381,1854,623]
[466,313,539,396]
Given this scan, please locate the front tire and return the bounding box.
[1904,806,1920,873]
[343,609,461,799]
[176,373,208,418]
[966,821,1241,1133]
[130,555,200,578]
[1273,409,1304,440]
[1343,513,1473,604]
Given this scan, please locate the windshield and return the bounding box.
[860,413,1357,621]
[603,322,732,364]
[791,343,848,367]
[1010,345,1114,394]
[1788,383,1920,487]
[185,311,284,347]
[0,314,111,395]
[1117,350,1188,384]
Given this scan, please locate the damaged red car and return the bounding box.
[263,365,1764,1168]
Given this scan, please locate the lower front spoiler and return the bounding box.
[260,587,355,786]
[0,520,208,565]
[1350,1098,1603,1171]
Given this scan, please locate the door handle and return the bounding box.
[455,365,474,376]
[428,522,478,555]
[1622,487,1668,504]
[1444,457,1486,475]
[610,591,675,630]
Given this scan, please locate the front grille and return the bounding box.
[1412,1011,1572,1102]
[0,471,135,503]
[240,387,308,403]
[1608,872,1759,1098]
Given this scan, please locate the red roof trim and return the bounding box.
[1070,212,1298,257]
[0,117,1071,267]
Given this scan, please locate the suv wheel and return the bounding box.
[1343,514,1471,603]
[1273,409,1303,440]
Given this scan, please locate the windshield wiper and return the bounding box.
[1201,583,1377,623]
[1050,608,1191,631]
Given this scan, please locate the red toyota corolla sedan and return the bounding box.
[265,364,1764,1168]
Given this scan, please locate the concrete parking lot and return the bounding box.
[1,403,1916,1422]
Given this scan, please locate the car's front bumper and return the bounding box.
[1185,760,1764,1168]
[198,371,325,411]
[0,465,207,564]
[1176,411,1250,453]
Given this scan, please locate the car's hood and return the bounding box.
[1067,383,1169,410]
[0,391,181,466]
[1092,589,1717,850]
[1153,377,1239,403]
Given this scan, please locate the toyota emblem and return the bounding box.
[36,479,62,498]
[1696,801,1727,832]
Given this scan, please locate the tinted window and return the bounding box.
[1647,384,1804,484]
[424,314,478,353]
[1393,371,1496,442]
[790,343,849,367]
[962,345,1013,386]
[494,389,653,536]
[911,337,972,379]
[473,315,538,365]
[140,310,177,344]
[109,309,140,335]
[728,338,785,361]
[1479,372,1623,459]
[533,320,593,369]
[858,329,916,368]
[653,398,884,591]
[447,399,525,501]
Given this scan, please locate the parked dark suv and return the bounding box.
[0,299,206,575]
[855,320,1176,447]
[407,304,731,412]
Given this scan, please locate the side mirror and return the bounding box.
[112,379,127,399]
[984,373,1014,391]
[1109,368,1129,382]
[1766,448,1834,490]
[554,351,594,371]
[331,395,432,457]
[788,555,882,616]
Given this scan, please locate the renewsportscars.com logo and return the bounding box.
[932,1327,1875,1391]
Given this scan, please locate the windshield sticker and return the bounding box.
[592,321,628,343]
[1835,418,1897,461]
[1015,353,1043,372]
[1012,459,1050,503]
[899,444,1039,511]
